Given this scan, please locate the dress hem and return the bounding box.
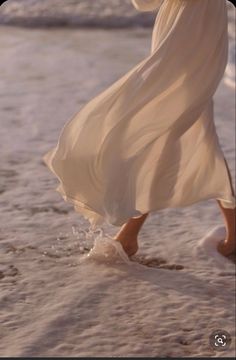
[53,181,236,229]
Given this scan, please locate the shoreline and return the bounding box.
[0,1,234,29]
[0,0,155,29]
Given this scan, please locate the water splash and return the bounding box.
[81,233,131,265]
[40,225,131,266]
[39,226,103,260]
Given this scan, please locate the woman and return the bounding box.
[43,0,235,259]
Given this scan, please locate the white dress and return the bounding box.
[43,0,236,228]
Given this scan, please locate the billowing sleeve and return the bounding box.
[131,0,164,12]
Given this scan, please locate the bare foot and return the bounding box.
[114,236,138,257]
[217,238,236,258]
[112,213,148,257]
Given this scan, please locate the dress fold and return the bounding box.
[43,0,236,228]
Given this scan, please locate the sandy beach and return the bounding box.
[0,1,235,357]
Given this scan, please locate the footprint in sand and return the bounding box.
[130,255,184,270]
[0,265,19,280]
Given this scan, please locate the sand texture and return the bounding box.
[0,2,235,357]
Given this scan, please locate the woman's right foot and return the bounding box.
[217,238,236,257]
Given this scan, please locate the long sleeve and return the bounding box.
[131,0,164,12]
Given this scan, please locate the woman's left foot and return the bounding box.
[114,236,138,257]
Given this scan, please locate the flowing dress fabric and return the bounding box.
[43,0,236,228]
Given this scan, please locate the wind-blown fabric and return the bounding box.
[43,0,236,228]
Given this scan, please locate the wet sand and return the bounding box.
[0,6,235,358]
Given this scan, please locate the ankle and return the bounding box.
[115,234,138,243]
[115,228,139,239]
[225,232,235,243]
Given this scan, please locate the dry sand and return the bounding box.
[0,2,235,358]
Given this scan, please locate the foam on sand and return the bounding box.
[197,226,235,267]
[82,234,131,265]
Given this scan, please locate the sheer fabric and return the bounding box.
[43,0,236,228]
